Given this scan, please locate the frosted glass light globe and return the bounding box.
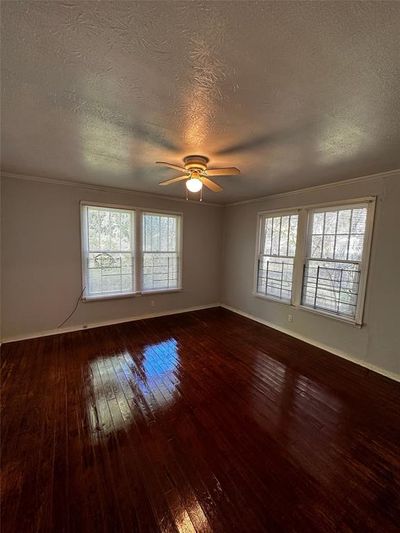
[186,177,203,193]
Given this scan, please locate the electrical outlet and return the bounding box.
[288,314,293,323]
[150,300,155,308]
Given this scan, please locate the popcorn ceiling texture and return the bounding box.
[1,1,400,203]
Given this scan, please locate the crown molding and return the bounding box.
[0,171,223,208]
[226,168,400,207]
[2,167,399,208]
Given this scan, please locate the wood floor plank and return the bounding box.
[1,307,399,532]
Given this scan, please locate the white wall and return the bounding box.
[221,172,400,377]
[1,176,223,340]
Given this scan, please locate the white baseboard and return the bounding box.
[220,304,400,383]
[1,303,220,344]
[3,302,399,384]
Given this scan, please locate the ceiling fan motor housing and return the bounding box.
[183,155,209,172]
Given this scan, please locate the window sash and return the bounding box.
[255,199,375,325]
[256,256,295,302]
[301,259,362,319]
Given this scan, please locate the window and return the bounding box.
[302,205,367,319]
[82,205,135,298]
[255,199,375,324]
[256,212,298,302]
[81,204,182,299]
[142,212,181,292]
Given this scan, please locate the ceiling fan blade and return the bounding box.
[159,175,188,186]
[206,167,240,176]
[156,161,186,172]
[202,177,223,192]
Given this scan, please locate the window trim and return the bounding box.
[254,197,376,326]
[80,201,183,301]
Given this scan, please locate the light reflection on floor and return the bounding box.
[86,339,179,442]
[251,352,343,485]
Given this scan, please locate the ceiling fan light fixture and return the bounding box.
[157,155,239,195]
[186,177,203,193]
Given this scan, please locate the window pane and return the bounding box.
[337,210,351,234]
[257,257,294,301]
[302,260,361,318]
[322,235,335,258]
[334,235,348,260]
[85,206,134,297]
[110,211,121,250]
[120,213,132,251]
[309,206,368,261]
[257,213,298,302]
[348,235,364,261]
[279,216,289,256]
[351,208,367,234]
[325,212,337,234]
[271,218,280,255]
[99,210,110,250]
[142,213,180,291]
[143,252,178,291]
[311,235,323,258]
[264,218,273,255]
[88,252,133,295]
[313,212,324,234]
[288,216,298,257]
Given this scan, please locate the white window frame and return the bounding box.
[254,209,300,303]
[81,203,136,301]
[81,202,183,301]
[140,210,183,294]
[254,197,376,325]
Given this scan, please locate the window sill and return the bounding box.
[82,288,183,302]
[299,305,362,327]
[141,288,183,295]
[253,292,291,305]
[82,292,136,302]
[253,292,362,327]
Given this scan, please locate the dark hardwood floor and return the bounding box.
[1,307,399,532]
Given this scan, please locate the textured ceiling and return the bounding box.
[1,1,400,203]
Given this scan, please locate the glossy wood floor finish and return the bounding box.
[1,308,400,533]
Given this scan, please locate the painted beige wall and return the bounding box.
[1,177,223,340]
[2,172,399,378]
[221,172,400,376]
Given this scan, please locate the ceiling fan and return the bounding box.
[156,155,240,195]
